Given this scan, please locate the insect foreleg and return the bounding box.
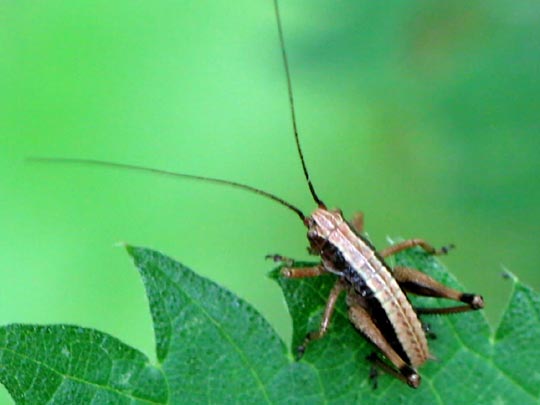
[281,264,326,279]
[393,266,484,313]
[297,279,346,357]
[266,254,329,278]
[379,239,455,258]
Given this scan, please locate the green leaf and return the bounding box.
[0,246,538,404]
[270,247,540,403]
[0,325,167,404]
[124,246,322,404]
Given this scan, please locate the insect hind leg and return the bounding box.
[366,352,421,389]
[393,266,484,314]
[347,297,421,388]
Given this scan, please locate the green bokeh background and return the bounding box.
[1,0,539,402]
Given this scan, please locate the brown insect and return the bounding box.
[31,0,484,389]
[270,207,483,388]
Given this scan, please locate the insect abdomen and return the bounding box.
[310,207,429,367]
[342,236,429,367]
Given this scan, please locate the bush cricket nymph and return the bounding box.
[30,0,484,388]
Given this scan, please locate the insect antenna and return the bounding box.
[29,2,321,222]
[273,0,326,208]
[27,157,306,221]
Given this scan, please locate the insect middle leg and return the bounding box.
[379,239,455,258]
[393,266,484,314]
[297,279,346,356]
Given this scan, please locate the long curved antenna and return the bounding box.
[28,157,306,221]
[273,0,325,208]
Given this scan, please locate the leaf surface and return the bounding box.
[126,246,322,404]
[0,325,166,404]
[269,247,539,404]
[0,246,538,404]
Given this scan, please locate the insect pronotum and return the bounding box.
[31,0,484,389]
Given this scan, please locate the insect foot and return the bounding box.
[295,342,306,360]
[421,322,437,340]
[438,243,456,255]
[265,254,294,267]
[367,355,379,390]
[296,329,320,360]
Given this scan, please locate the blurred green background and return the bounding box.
[1,0,539,402]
